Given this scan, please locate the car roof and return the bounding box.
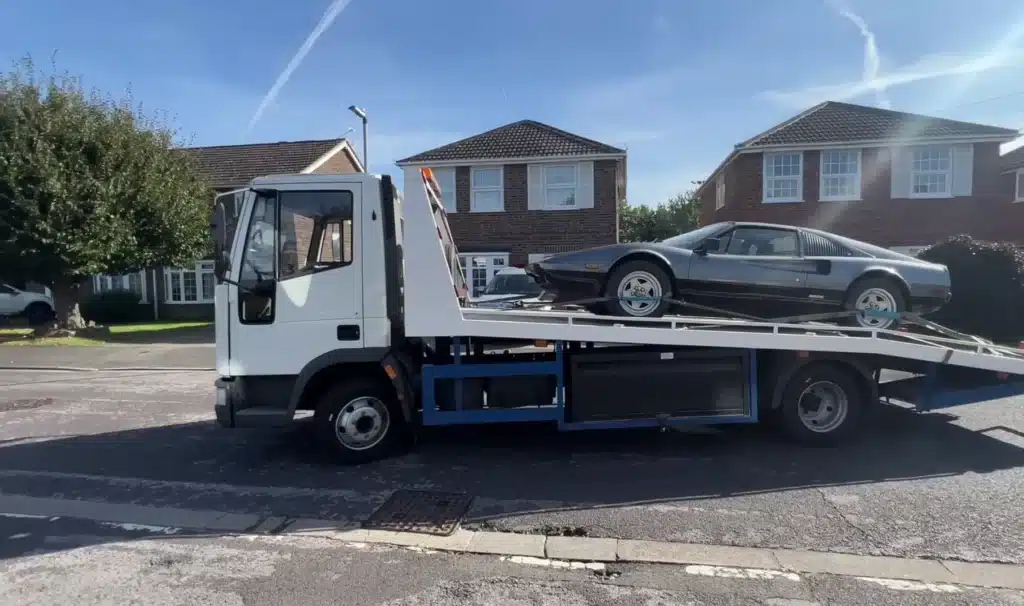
[495,267,527,275]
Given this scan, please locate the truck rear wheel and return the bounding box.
[313,378,407,464]
[777,362,868,447]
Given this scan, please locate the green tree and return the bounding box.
[0,58,211,329]
[620,189,700,242]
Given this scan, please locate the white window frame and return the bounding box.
[542,164,579,210]
[470,166,504,212]
[762,152,803,203]
[1015,168,1024,203]
[431,167,457,212]
[715,175,725,210]
[164,261,216,304]
[819,149,862,201]
[909,145,953,199]
[457,252,509,298]
[91,271,148,303]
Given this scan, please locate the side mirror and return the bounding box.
[696,236,721,256]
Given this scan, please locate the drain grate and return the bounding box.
[362,489,474,536]
[0,398,54,412]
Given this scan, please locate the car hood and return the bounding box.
[530,242,685,271]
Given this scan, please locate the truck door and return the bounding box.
[228,183,364,376]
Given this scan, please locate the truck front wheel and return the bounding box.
[777,362,869,447]
[313,378,407,464]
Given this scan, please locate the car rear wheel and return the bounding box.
[843,278,905,330]
[603,260,673,318]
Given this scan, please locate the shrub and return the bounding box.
[80,290,148,325]
[917,235,1024,343]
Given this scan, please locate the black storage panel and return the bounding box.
[567,347,750,422]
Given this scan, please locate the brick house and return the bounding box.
[396,120,626,297]
[696,101,1022,256]
[88,138,363,320]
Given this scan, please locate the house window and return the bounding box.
[820,150,861,200]
[763,152,803,203]
[1015,169,1024,203]
[470,167,503,212]
[165,261,216,304]
[528,253,552,264]
[910,146,952,198]
[543,164,577,209]
[457,253,508,298]
[92,271,148,303]
[432,167,457,212]
[715,175,725,210]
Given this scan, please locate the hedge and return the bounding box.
[80,290,149,325]
[917,235,1024,344]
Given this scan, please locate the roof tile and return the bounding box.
[743,101,1018,148]
[396,120,625,164]
[180,138,346,188]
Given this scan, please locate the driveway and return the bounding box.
[0,368,1022,567]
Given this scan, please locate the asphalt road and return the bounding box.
[0,367,1022,570]
[1,514,1021,605]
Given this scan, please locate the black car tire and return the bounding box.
[603,259,673,318]
[778,362,868,447]
[843,277,905,330]
[25,302,54,327]
[313,378,408,464]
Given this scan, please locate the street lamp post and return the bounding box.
[348,105,368,171]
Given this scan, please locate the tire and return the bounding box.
[777,362,868,447]
[313,378,408,464]
[843,277,905,330]
[603,260,673,318]
[25,303,54,327]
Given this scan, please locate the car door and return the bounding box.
[0,284,23,315]
[227,181,364,377]
[685,226,814,317]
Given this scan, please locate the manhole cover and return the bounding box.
[362,489,474,536]
[0,398,54,412]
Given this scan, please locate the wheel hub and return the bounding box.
[854,287,897,328]
[335,397,390,450]
[797,381,849,433]
[617,270,664,316]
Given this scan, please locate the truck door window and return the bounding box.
[278,190,354,279]
[238,193,278,324]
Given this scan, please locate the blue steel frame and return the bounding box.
[909,361,1024,411]
[419,339,760,430]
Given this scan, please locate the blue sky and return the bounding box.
[3,0,1024,205]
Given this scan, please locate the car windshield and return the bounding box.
[484,273,542,295]
[660,224,725,249]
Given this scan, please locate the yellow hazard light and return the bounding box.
[535,340,549,348]
[384,364,397,380]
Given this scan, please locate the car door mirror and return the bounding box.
[696,237,721,256]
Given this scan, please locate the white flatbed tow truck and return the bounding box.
[210,168,1024,463]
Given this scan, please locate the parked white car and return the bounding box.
[0,283,56,325]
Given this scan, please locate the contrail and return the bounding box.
[247,0,354,131]
[826,0,890,109]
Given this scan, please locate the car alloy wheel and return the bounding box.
[616,270,664,316]
[853,287,898,329]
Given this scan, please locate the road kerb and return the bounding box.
[1,493,1022,591]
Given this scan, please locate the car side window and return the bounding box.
[723,228,799,257]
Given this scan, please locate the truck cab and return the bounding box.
[211,173,412,442]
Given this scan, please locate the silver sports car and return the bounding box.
[525,222,952,329]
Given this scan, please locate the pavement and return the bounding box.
[4,515,1022,605]
[0,344,214,371]
[0,367,1023,602]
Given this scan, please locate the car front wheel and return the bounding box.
[844,278,905,330]
[603,260,673,318]
[313,378,408,464]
